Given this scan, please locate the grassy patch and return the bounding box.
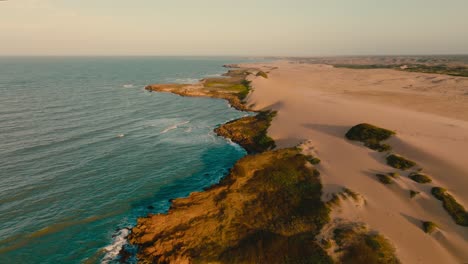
[403,64,468,77]
[376,174,393,184]
[422,221,438,234]
[409,173,432,184]
[327,193,341,207]
[410,190,420,198]
[130,148,335,263]
[333,225,400,264]
[215,111,276,153]
[343,188,360,201]
[345,123,395,152]
[334,63,468,77]
[386,154,416,170]
[256,71,268,78]
[431,187,468,226]
[306,156,321,165]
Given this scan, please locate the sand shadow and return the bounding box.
[400,213,423,230]
[301,123,350,140]
[259,101,284,112]
[322,183,347,200]
[273,137,305,149]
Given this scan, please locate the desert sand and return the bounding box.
[244,61,468,264]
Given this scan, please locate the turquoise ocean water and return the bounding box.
[0,57,256,263]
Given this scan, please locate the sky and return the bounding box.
[1,0,467,56]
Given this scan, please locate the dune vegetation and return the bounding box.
[409,173,432,184]
[334,63,468,77]
[256,71,269,78]
[386,154,416,170]
[410,190,420,198]
[333,225,400,264]
[345,123,395,152]
[376,174,393,184]
[422,221,438,234]
[431,187,468,226]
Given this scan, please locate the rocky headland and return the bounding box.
[127,64,402,263]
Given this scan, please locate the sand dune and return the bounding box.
[243,61,468,264]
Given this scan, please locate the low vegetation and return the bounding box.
[410,190,420,198]
[422,221,438,234]
[376,174,393,184]
[388,172,400,178]
[343,188,360,201]
[409,173,432,184]
[345,123,395,152]
[256,71,268,78]
[129,148,335,263]
[386,154,416,170]
[431,187,468,226]
[334,63,468,77]
[145,66,259,111]
[214,111,276,153]
[333,225,400,264]
[403,64,468,77]
[306,156,321,165]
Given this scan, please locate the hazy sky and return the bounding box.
[1,0,467,56]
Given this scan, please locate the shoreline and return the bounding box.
[125,63,404,263]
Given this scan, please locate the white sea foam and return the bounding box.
[101,228,130,264]
[204,73,224,78]
[160,121,190,134]
[123,84,134,88]
[227,138,244,151]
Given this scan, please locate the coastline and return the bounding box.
[125,63,404,263]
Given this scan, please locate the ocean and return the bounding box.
[0,57,256,263]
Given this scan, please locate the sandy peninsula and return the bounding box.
[244,61,468,263]
[129,60,468,264]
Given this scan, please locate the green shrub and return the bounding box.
[364,140,392,152]
[346,123,395,142]
[343,188,359,201]
[431,187,447,200]
[410,190,420,198]
[256,71,268,78]
[388,172,400,178]
[422,221,437,234]
[346,123,395,152]
[376,174,393,184]
[409,173,432,184]
[431,187,468,226]
[386,154,416,170]
[306,156,321,165]
[333,226,400,264]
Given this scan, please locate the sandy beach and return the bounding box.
[244,61,468,263]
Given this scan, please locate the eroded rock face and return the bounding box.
[214,111,276,154]
[128,148,332,264]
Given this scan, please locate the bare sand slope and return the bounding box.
[243,61,468,264]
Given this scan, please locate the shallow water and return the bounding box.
[0,57,255,263]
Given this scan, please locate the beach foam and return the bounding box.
[101,228,130,264]
[160,121,190,134]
